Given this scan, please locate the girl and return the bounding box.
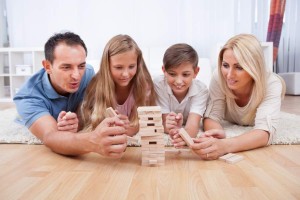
[79,35,156,136]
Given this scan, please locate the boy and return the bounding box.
[154,43,208,147]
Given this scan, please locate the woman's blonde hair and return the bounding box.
[80,34,156,131]
[218,34,269,122]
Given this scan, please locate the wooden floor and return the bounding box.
[1,95,299,114]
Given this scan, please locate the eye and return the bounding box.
[129,65,136,69]
[61,66,70,70]
[114,66,123,70]
[183,73,191,77]
[79,64,86,69]
[236,65,243,70]
[222,63,229,68]
[167,72,176,77]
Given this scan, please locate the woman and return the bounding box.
[190,34,285,160]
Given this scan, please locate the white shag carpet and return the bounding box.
[0,108,300,145]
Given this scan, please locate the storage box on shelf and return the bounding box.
[0,48,44,102]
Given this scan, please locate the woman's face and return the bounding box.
[221,49,254,95]
[109,49,138,89]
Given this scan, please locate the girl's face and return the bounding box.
[163,62,199,100]
[110,50,138,89]
[221,49,253,95]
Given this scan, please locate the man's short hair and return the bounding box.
[44,32,87,63]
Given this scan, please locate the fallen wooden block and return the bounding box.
[178,128,194,146]
[219,153,244,164]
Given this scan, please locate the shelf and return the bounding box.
[0,47,44,102]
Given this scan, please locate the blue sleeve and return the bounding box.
[14,96,51,128]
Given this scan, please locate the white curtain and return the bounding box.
[276,0,300,73]
[6,0,285,70]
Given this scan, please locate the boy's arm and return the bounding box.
[184,113,202,138]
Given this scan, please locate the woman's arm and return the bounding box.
[191,128,269,160]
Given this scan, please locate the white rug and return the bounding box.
[0,108,299,145]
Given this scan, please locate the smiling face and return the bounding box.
[163,62,199,101]
[221,49,254,95]
[43,43,86,96]
[109,49,138,89]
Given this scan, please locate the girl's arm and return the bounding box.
[125,124,139,137]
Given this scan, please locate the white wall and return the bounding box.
[5,0,270,73]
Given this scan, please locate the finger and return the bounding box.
[101,117,124,127]
[101,126,126,137]
[107,151,125,158]
[175,113,183,120]
[108,143,127,153]
[64,112,77,120]
[57,111,67,121]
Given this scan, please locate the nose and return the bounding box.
[175,76,183,85]
[227,67,234,79]
[121,69,129,77]
[71,68,80,80]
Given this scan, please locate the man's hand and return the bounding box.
[57,111,79,133]
[91,117,127,158]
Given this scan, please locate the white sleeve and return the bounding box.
[189,82,209,117]
[153,76,171,114]
[254,74,283,145]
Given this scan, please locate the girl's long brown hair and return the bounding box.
[80,34,156,131]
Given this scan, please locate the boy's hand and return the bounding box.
[57,111,79,133]
[166,112,183,131]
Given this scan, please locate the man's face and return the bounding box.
[43,43,87,96]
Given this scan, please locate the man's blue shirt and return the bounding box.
[13,64,95,128]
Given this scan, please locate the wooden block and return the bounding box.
[225,154,244,164]
[137,106,161,112]
[127,136,138,144]
[178,128,194,146]
[165,148,191,153]
[106,107,117,117]
[219,153,236,161]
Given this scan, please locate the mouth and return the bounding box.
[69,82,80,89]
[227,79,237,85]
[173,85,184,89]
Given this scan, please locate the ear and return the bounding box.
[42,60,52,74]
[193,66,200,78]
[162,65,166,73]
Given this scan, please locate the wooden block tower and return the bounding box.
[137,106,165,166]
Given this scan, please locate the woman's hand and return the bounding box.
[190,137,227,160]
[200,129,226,139]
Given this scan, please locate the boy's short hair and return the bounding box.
[163,43,198,70]
[44,31,87,64]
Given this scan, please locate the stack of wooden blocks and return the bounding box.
[137,106,165,166]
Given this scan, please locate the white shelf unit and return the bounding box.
[0,47,44,102]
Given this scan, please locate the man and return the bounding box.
[14,32,127,157]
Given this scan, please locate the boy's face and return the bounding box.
[163,62,199,100]
[43,43,87,96]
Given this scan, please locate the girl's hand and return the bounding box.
[57,111,79,133]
